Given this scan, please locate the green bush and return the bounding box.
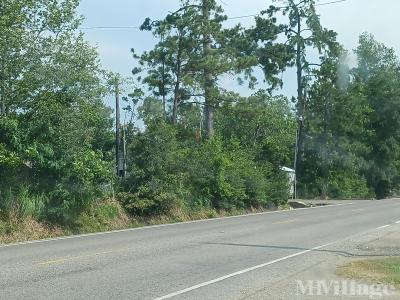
[74,200,127,233]
[0,186,47,220]
[118,173,188,216]
[187,138,289,210]
[328,173,372,199]
[122,123,290,217]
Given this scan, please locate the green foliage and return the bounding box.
[217,92,297,167]
[74,200,126,233]
[354,35,400,198]
[0,144,21,169]
[122,93,293,216]
[300,33,400,199]
[0,118,23,171]
[0,187,47,220]
[3,0,400,242]
[0,0,114,225]
[187,137,289,210]
[135,0,260,133]
[120,119,190,215]
[327,173,371,199]
[71,150,113,187]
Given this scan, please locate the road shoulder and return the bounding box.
[242,225,400,300]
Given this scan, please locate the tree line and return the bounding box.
[1,0,400,231]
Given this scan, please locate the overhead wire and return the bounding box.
[79,0,347,31]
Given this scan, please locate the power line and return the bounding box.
[79,0,347,31]
[227,14,259,20]
[225,0,347,20]
[315,0,347,7]
[80,25,140,30]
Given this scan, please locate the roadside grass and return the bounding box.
[0,201,289,245]
[0,217,67,245]
[337,257,400,288]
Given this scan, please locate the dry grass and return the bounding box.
[0,217,66,244]
[138,205,283,226]
[337,258,400,288]
[0,202,287,245]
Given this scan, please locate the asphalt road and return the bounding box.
[1,199,400,300]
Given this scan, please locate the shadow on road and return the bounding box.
[202,242,400,258]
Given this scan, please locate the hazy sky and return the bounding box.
[78,0,400,99]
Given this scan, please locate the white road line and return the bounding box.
[377,225,390,229]
[153,219,397,300]
[395,220,400,224]
[0,203,353,249]
[153,243,334,300]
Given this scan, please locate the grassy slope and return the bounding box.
[0,201,290,245]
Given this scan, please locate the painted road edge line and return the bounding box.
[153,221,397,300]
[395,220,400,224]
[153,243,334,300]
[377,225,391,229]
[0,203,353,249]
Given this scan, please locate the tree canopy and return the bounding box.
[2,0,400,236]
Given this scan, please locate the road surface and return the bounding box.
[1,199,400,299]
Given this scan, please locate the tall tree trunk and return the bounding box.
[202,0,214,138]
[172,79,180,125]
[172,31,184,125]
[161,33,167,115]
[0,51,4,116]
[0,69,5,117]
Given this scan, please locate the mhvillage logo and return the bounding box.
[296,280,396,299]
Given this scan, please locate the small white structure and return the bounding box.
[280,167,295,198]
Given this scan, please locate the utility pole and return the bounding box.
[122,124,127,178]
[293,129,298,200]
[0,0,6,117]
[115,79,122,177]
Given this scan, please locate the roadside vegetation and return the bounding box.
[1,0,400,243]
[337,258,400,288]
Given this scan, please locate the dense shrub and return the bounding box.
[74,200,129,233]
[122,115,291,216]
[0,186,47,220]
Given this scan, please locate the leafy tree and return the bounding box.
[135,0,257,137]
[0,0,82,116]
[303,49,371,198]
[302,33,400,199]
[198,0,258,138]
[352,34,400,198]
[216,91,297,168]
[136,8,203,125]
[272,0,339,181]
[250,8,293,90]
[0,0,114,222]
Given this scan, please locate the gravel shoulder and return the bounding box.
[240,224,400,300]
